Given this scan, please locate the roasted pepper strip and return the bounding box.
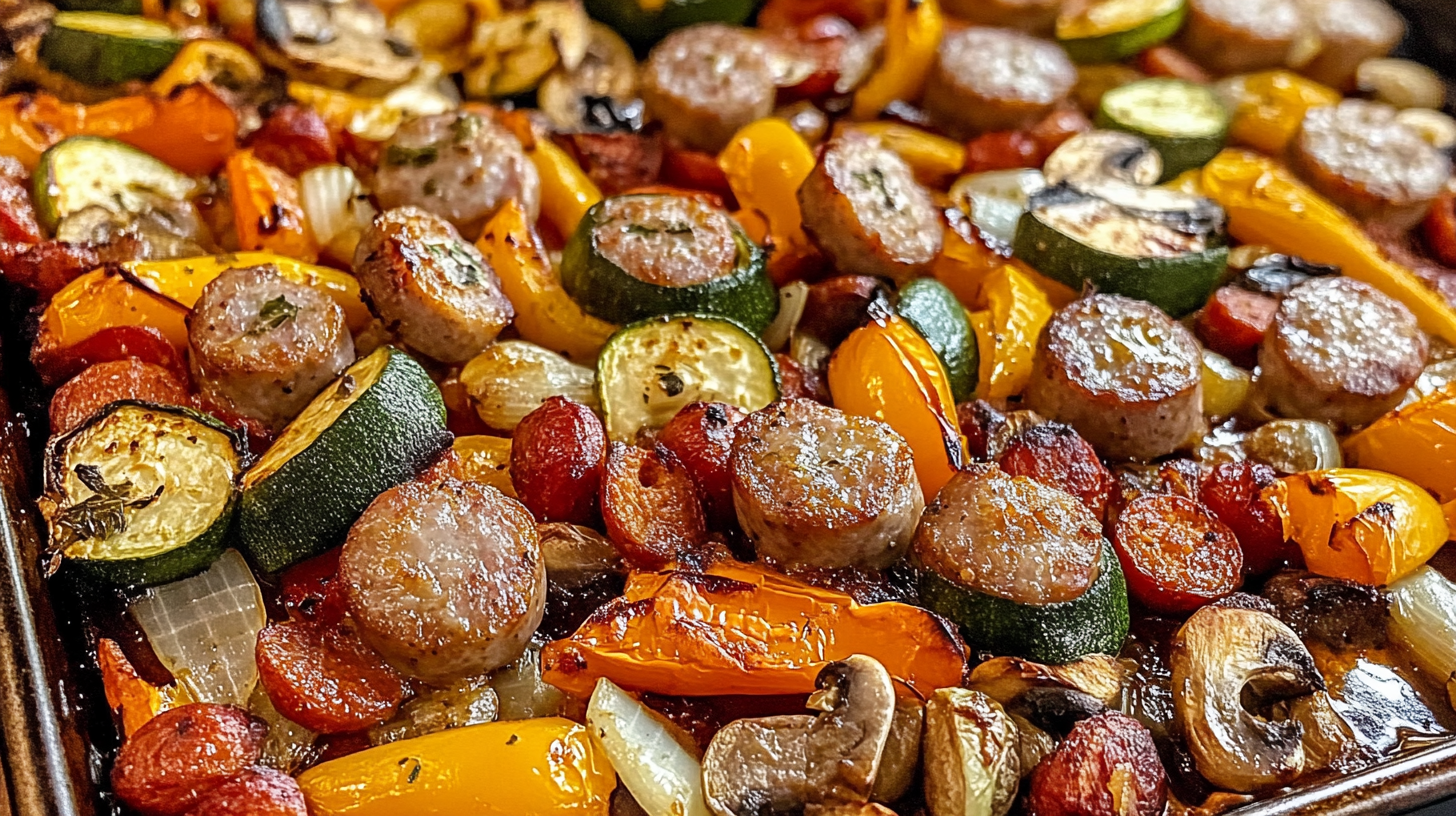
[718,118,819,284]
[1344,384,1456,503]
[226,149,319,263]
[981,264,1055,400]
[150,40,264,96]
[850,0,943,120]
[1265,469,1449,587]
[0,86,238,174]
[845,121,965,187]
[298,718,614,816]
[829,313,966,498]
[30,268,190,385]
[1221,71,1342,156]
[542,561,966,698]
[476,199,616,362]
[98,639,167,738]
[529,135,604,239]
[1200,150,1456,344]
[122,252,371,333]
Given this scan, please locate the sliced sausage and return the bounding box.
[1027,295,1204,462]
[255,617,408,734]
[1025,712,1167,816]
[1179,0,1302,75]
[187,265,355,433]
[1258,276,1428,427]
[372,111,540,239]
[1297,0,1404,90]
[600,442,707,569]
[340,478,545,684]
[923,28,1076,139]
[1200,461,1293,577]
[589,194,742,287]
[640,24,779,153]
[1289,100,1451,231]
[998,422,1114,521]
[1112,494,1243,613]
[658,401,747,530]
[798,131,943,284]
[0,154,41,243]
[111,704,267,816]
[940,0,1061,34]
[354,206,514,364]
[913,464,1103,605]
[50,359,189,436]
[184,767,308,816]
[731,398,923,569]
[510,396,607,526]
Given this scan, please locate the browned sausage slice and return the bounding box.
[340,478,545,684]
[1298,0,1404,90]
[923,27,1076,138]
[111,703,267,816]
[1179,0,1302,75]
[798,131,943,284]
[1289,100,1451,231]
[354,206,514,364]
[1027,294,1204,461]
[731,398,923,569]
[640,24,778,153]
[187,265,354,433]
[940,0,1061,35]
[1258,276,1428,427]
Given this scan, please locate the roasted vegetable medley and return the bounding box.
[7,0,1456,813]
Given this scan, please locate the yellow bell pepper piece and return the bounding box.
[528,136,603,239]
[226,149,320,263]
[122,252,372,334]
[1266,469,1449,587]
[718,118,818,282]
[1344,383,1456,503]
[851,0,943,120]
[1221,71,1342,156]
[932,222,1077,310]
[981,265,1055,400]
[477,198,616,362]
[298,718,615,816]
[829,314,966,499]
[1200,150,1456,345]
[845,122,965,188]
[288,82,406,141]
[967,308,995,394]
[38,269,190,355]
[450,434,515,497]
[150,40,263,96]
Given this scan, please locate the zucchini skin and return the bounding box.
[1013,209,1228,318]
[585,0,756,49]
[236,348,451,574]
[918,546,1130,664]
[561,197,779,335]
[45,401,246,588]
[39,13,182,86]
[897,278,978,403]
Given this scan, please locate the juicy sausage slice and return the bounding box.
[184,767,308,816]
[50,359,189,436]
[372,111,540,239]
[641,24,779,153]
[340,478,545,684]
[1298,0,1404,90]
[187,265,355,433]
[798,131,943,284]
[940,0,1061,34]
[1027,295,1204,462]
[354,206,514,364]
[111,704,267,816]
[1258,276,1428,427]
[914,464,1104,605]
[1289,100,1451,231]
[1179,0,1302,75]
[923,27,1076,139]
[731,398,923,569]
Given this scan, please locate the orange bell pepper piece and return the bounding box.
[980,265,1055,400]
[226,149,319,263]
[476,199,616,362]
[1266,469,1449,587]
[851,0,943,120]
[1222,71,1342,156]
[541,560,966,698]
[30,268,190,385]
[932,217,1077,310]
[98,639,168,737]
[828,313,966,499]
[1344,383,1456,503]
[0,86,238,175]
[718,118,820,284]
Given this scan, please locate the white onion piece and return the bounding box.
[950,169,1046,247]
[299,164,376,265]
[130,550,266,707]
[586,678,711,816]
[249,685,318,773]
[1388,567,1456,691]
[460,340,598,431]
[491,644,564,721]
[762,281,808,353]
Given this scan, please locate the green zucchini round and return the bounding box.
[39,12,182,86]
[1096,79,1230,180]
[897,277,978,403]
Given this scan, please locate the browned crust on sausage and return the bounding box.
[923,27,1076,138]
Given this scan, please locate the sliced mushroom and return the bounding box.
[1042,130,1162,189]
[1291,691,1355,772]
[539,21,640,133]
[702,655,897,816]
[539,522,622,589]
[255,0,419,95]
[1170,605,1326,792]
[463,0,590,99]
[968,654,1131,710]
[870,698,924,804]
[922,688,1021,816]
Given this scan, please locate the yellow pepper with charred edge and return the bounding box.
[150,40,263,96]
[476,199,616,362]
[845,122,965,188]
[932,219,1077,310]
[829,313,966,499]
[1265,469,1449,587]
[718,118,818,283]
[1344,383,1456,503]
[981,265,1055,400]
[449,435,515,497]
[122,252,372,334]
[1200,150,1456,345]
[851,0,943,120]
[1221,71,1342,156]
[226,149,319,263]
[298,718,614,816]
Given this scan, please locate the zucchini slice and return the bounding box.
[1012,184,1228,317]
[897,278,978,403]
[33,136,195,233]
[237,346,451,573]
[1096,79,1230,180]
[919,545,1131,665]
[597,313,779,443]
[1055,0,1186,63]
[40,402,245,588]
[584,0,756,49]
[39,12,183,86]
[561,194,778,334]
